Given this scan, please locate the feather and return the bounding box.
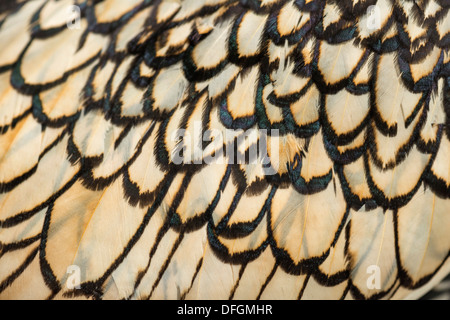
[318,40,365,85]
[0,0,44,68]
[270,182,347,265]
[0,135,79,223]
[236,11,268,58]
[0,115,42,185]
[94,0,142,24]
[231,247,277,300]
[277,1,308,37]
[19,22,106,86]
[396,186,450,286]
[325,90,370,136]
[259,266,308,300]
[184,239,241,300]
[347,208,397,299]
[0,0,449,301]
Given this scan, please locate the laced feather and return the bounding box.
[0,0,449,300]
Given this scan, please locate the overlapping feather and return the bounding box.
[0,0,449,300]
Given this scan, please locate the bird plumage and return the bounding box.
[0,0,449,300]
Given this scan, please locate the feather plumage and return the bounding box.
[0,0,449,300]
